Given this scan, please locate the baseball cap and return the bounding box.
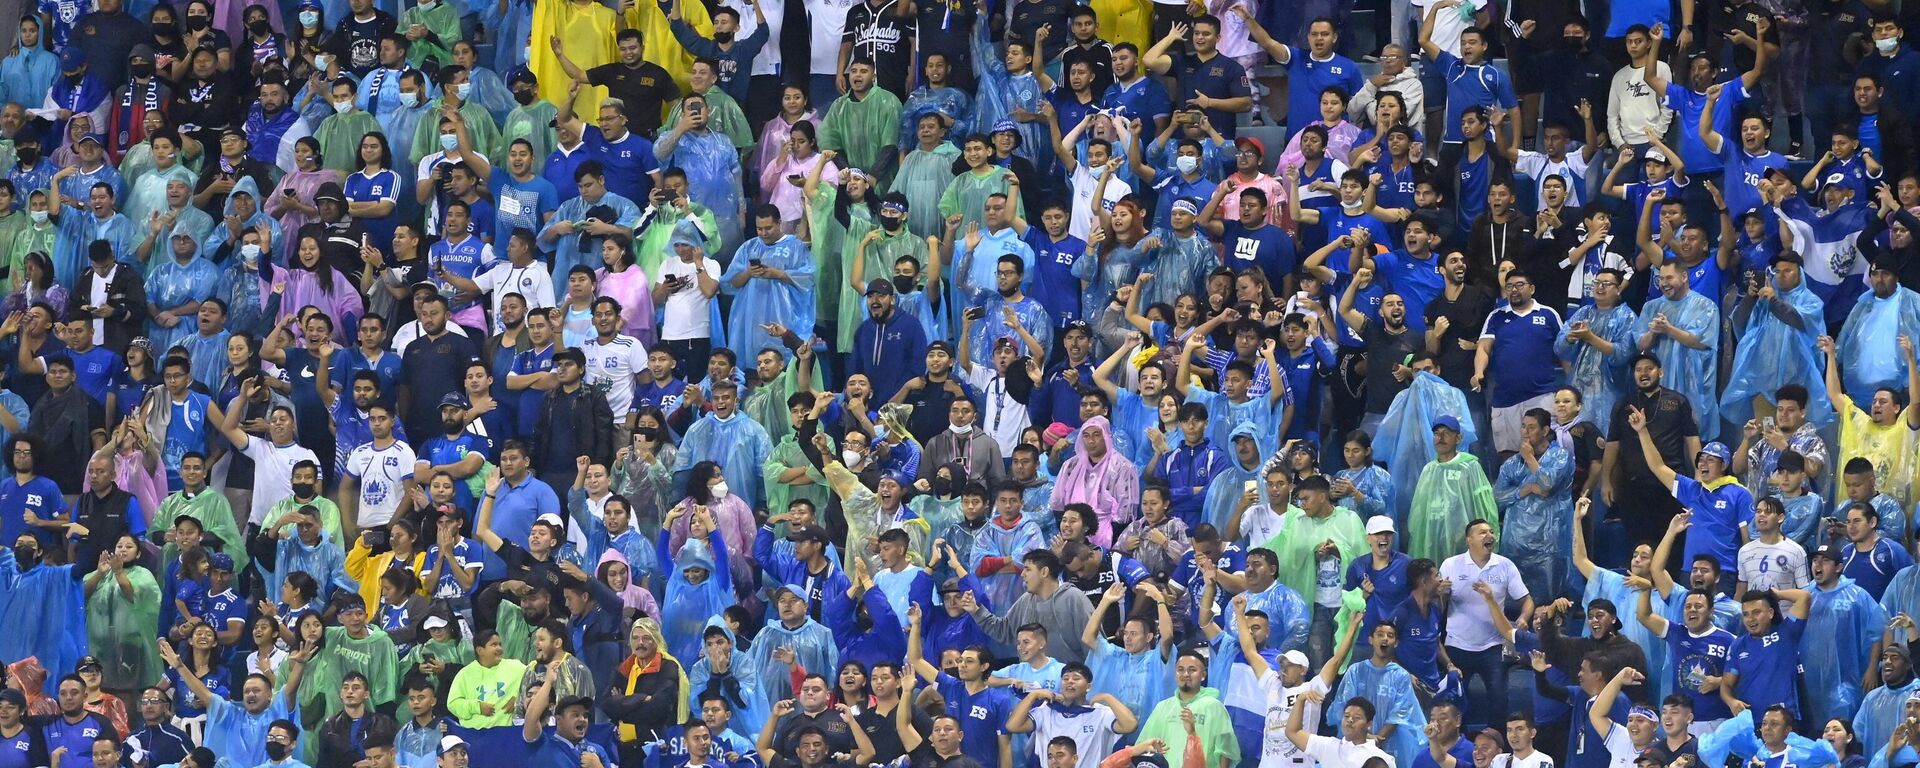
[1642,149,1669,164]
[1822,172,1849,191]
[0,690,25,710]
[75,133,104,147]
[994,335,1017,350]
[423,615,450,631]
[536,512,566,529]
[927,340,954,355]
[1431,415,1462,433]
[1279,650,1310,669]
[438,735,469,755]
[1234,136,1265,157]
[76,656,102,672]
[1365,516,1395,535]
[438,392,467,410]
[775,583,809,601]
[57,47,84,71]
[1063,319,1093,338]
[1696,441,1732,464]
[786,525,829,545]
[1771,250,1804,267]
[555,695,595,716]
[1813,544,1847,563]
[208,552,234,572]
[507,67,537,87]
[864,278,895,296]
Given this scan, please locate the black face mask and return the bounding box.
[152,21,177,37]
[131,61,154,78]
[1564,35,1584,49]
[16,147,38,166]
[264,743,290,762]
[247,18,270,35]
[291,482,316,499]
[12,544,36,567]
[713,30,733,43]
[880,215,903,232]
[892,275,916,294]
[513,88,535,106]
[185,14,210,30]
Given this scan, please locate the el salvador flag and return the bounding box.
[1776,197,1870,327]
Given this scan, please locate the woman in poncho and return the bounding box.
[803,155,881,345]
[657,505,734,665]
[274,228,364,344]
[596,554,659,619]
[399,606,475,696]
[83,533,163,696]
[266,145,340,263]
[598,234,656,345]
[839,195,933,350]
[754,86,819,187]
[0,18,57,120]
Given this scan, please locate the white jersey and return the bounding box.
[581,333,648,422]
[1599,723,1640,768]
[1261,671,1328,768]
[343,439,418,527]
[1491,752,1555,768]
[238,436,321,525]
[967,366,1029,455]
[470,261,558,332]
[1737,537,1810,593]
[1027,702,1120,768]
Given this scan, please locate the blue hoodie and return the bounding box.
[848,304,928,404]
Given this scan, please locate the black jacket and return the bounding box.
[600,653,683,744]
[533,385,616,471]
[68,264,149,357]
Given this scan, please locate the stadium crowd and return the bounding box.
[4,0,1920,767]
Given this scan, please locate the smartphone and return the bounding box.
[749,258,763,268]
[964,306,984,321]
[1243,480,1257,493]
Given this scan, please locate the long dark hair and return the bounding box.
[684,461,724,506]
[293,227,337,295]
[354,131,392,173]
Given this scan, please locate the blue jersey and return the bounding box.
[39,714,114,768]
[1283,50,1365,141]
[1663,82,1744,175]
[1023,228,1087,328]
[1666,625,1735,721]
[0,725,42,768]
[1480,304,1564,407]
[1719,143,1789,218]
[1388,598,1445,687]
[1673,476,1754,572]
[584,127,659,204]
[1454,149,1494,231]
[510,345,556,437]
[161,393,213,490]
[1346,551,1412,635]
[202,588,248,636]
[636,378,688,413]
[329,348,404,396]
[69,346,120,404]
[0,476,68,546]
[1370,249,1445,334]
[418,433,490,511]
[1435,51,1517,143]
[1314,204,1393,254]
[1728,616,1805,718]
[490,174,561,242]
[344,169,402,247]
[1220,221,1296,289]
[1102,76,1173,126]
[935,673,1019,768]
[1844,537,1914,600]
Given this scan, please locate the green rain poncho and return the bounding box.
[1406,453,1498,563]
[399,1,462,66]
[1261,506,1366,608]
[496,599,538,663]
[312,109,384,174]
[937,166,1016,230]
[742,357,825,445]
[0,210,31,294]
[806,185,876,346]
[7,220,56,293]
[400,633,475,694]
[83,564,162,692]
[827,461,931,572]
[156,488,250,573]
[818,88,904,190]
[894,144,959,238]
[763,431,833,521]
[836,227,929,349]
[315,625,400,711]
[634,206,717,281]
[496,100,560,173]
[1136,688,1239,768]
[665,89,753,151]
[281,650,336,763]
[409,97,502,168]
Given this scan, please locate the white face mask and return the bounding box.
[710,481,730,500]
[332,99,353,114]
[398,91,420,107]
[454,82,472,100]
[27,210,46,224]
[240,243,262,264]
[311,52,329,69]
[1879,37,1901,52]
[1175,155,1199,175]
[949,423,973,435]
[301,12,321,27]
[841,449,863,467]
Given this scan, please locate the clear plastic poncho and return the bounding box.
[1494,443,1575,600]
[1634,289,1722,441]
[1371,370,1478,530]
[1720,274,1835,428]
[1805,576,1889,730]
[1836,285,1920,400]
[1553,301,1637,434]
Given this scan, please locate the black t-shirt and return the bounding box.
[1711,0,1779,74]
[1006,0,1071,55]
[1606,388,1697,480]
[1422,284,1495,392]
[495,539,567,600]
[773,711,860,760]
[328,11,398,76]
[1361,321,1419,414]
[844,0,916,97]
[588,62,681,135]
[1060,40,1114,98]
[908,747,979,768]
[858,705,930,764]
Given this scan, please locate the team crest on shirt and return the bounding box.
[365,479,388,506]
[1776,555,1789,567]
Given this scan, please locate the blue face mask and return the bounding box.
[439,133,459,152]
[298,10,319,25]
[454,82,472,100]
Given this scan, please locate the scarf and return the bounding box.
[1551,419,1574,456]
[615,618,689,741]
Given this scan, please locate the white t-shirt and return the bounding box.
[582,333,649,421]
[1490,751,1555,768]
[239,436,321,525]
[1304,735,1395,768]
[1737,537,1810,593]
[470,261,558,332]
[1027,702,1120,768]
[1439,551,1531,652]
[657,258,723,341]
[805,0,859,74]
[1599,722,1640,768]
[1261,671,1328,768]
[967,366,1030,455]
[1410,0,1487,56]
[1238,503,1287,549]
[343,439,418,527]
[1068,164,1133,241]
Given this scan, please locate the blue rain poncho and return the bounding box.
[55,195,136,282]
[0,549,83,694]
[1721,274,1835,428]
[744,614,837,712]
[1202,423,1268,533]
[967,515,1046,611]
[969,23,1048,172]
[0,45,57,118]
[1372,371,1477,530]
[685,616,768,740]
[719,233,815,360]
[1881,565,1920,620]
[269,530,358,606]
[122,164,199,243]
[1553,302,1636,434]
[1138,229,1218,308]
[464,66,519,125]
[659,532,734,665]
[1854,676,1920,754]
[1634,289,1722,440]
[965,293,1053,369]
[1805,576,1889,730]
[1231,581,1310,652]
[1329,658,1427,768]
[672,411,775,517]
[1073,240,1149,332]
[199,177,281,263]
[662,130,745,251]
[539,190,642,289]
[1494,443,1575,600]
[898,86,973,147]
[1335,465,1393,519]
[143,244,221,354]
[1086,635,1172,722]
[1781,493,1825,552]
[1698,709,1840,768]
[1836,286,1920,401]
[1185,387,1285,459]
